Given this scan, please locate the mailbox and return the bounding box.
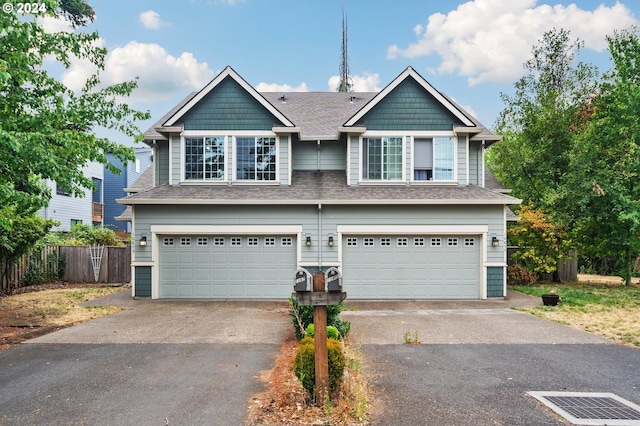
[293,268,313,292]
[324,267,343,292]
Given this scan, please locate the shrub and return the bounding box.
[293,337,345,397]
[305,323,340,340]
[289,298,351,340]
[507,264,538,286]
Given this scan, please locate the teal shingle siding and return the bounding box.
[486,266,504,297]
[363,77,461,130]
[135,266,152,298]
[181,76,281,130]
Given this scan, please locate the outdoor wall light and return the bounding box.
[305,235,312,247]
[328,235,334,247]
[491,236,499,247]
[139,235,147,247]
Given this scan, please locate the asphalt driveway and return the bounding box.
[0,290,638,425]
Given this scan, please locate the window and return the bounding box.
[363,137,403,181]
[464,238,475,246]
[281,237,293,246]
[213,237,224,246]
[265,237,276,246]
[231,237,242,246]
[346,238,357,246]
[236,137,277,181]
[414,238,425,246]
[197,237,208,246]
[180,237,191,246]
[248,237,259,246]
[431,238,441,247]
[184,137,225,181]
[448,238,458,247]
[364,237,374,246]
[381,238,391,246]
[397,237,408,246]
[164,237,174,246]
[414,137,455,181]
[56,182,71,196]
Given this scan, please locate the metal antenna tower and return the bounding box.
[337,9,352,92]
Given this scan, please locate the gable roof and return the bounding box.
[162,66,294,129]
[344,66,476,128]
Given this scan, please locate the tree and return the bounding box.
[0,0,149,265]
[488,28,598,213]
[564,27,640,285]
[508,204,571,278]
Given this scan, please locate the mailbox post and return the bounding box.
[291,268,346,404]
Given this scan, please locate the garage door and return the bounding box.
[342,235,480,299]
[159,235,296,298]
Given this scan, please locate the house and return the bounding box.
[118,66,521,300]
[40,160,104,231]
[103,147,153,231]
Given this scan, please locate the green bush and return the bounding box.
[289,298,351,340]
[305,323,340,340]
[293,337,345,397]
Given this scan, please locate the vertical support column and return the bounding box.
[313,271,328,403]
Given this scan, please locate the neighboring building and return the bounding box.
[118,66,521,300]
[40,160,104,231]
[104,147,153,231]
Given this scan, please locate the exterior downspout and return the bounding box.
[316,140,321,171]
[318,203,322,271]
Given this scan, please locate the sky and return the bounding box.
[37,0,640,145]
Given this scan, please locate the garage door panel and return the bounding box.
[159,234,296,299]
[343,234,480,299]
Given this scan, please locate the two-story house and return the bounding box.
[118,66,520,300]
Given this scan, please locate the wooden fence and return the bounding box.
[1,245,131,293]
[507,247,578,281]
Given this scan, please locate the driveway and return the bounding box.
[0,290,638,425]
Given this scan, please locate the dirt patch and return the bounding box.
[0,282,127,350]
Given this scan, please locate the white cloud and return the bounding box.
[139,10,168,30]
[387,0,639,85]
[62,41,214,103]
[328,72,382,92]
[37,16,74,33]
[255,82,309,92]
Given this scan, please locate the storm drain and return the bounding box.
[528,391,640,425]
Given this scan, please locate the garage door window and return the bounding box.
[381,238,391,246]
[448,238,458,247]
[181,238,191,246]
[164,237,174,246]
[265,237,276,246]
[347,238,357,246]
[397,238,408,246]
[281,237,292,246]
[197,237,208,246]
[431,238,441,246]
[464,238,475,246]
[231,237,241,246]
[213,237,224,246]
[414,237,425,246]
[364,238,374,246]
[248,237,258,246]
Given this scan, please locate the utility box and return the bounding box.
[325,267,343,292]
[293,268,312,292]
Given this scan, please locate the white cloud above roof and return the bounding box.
[139,10,168,30]
[62,41,214,103]
[327,72,382,92]
[387,0,639,86]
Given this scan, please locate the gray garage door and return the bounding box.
[342,235,480,299]
[159,235,296,298]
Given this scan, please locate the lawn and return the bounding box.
[513,281,640,347]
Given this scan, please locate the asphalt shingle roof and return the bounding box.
[118,170,520,206]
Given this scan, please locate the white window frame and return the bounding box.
[409,133,458,184]
[359,134,406,183]
[232,134,279,183]
[180,135,227,183]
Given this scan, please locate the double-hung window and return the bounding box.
[362,137,403,181]
[236,137,277,181]
[184,137,225,181]
[413,137,455,181]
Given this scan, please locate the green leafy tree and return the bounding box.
[508,204,571,278]
[488,28,598,212]
[0,0,149,270]
[564,27,640,285]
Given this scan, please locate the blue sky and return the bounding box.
[38,0,640,145]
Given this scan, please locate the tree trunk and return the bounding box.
[625,248,632,286]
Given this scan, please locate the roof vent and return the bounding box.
[279,95,286,103]
[349,95,356,103]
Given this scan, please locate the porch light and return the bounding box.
[139,235,147,247]
[305,235,312,247]
[328,235,334,247]
[491,236,499,247]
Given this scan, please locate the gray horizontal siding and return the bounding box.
[292,141,346,171]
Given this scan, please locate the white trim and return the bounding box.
[485,262,507,267]
[163,66,294,128]
[364,130,455,137]
[132,261,154,267]
[346,135,352,185]
[179,134,229,183]
[121,198,519,206]
[336,224,488,234]
[169,135,174,186]
[182,130,275,137]
[359,135,406,183]
[288,135,292,185]
[231,135,280,183]
[465,135,470,186]
[345,67,475,127]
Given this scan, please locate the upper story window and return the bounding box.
[236,137,277,181]
[362,137,403,181]
[184,137,225,181]
[413,137,455,181]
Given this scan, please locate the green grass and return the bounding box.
[513,283,640,308]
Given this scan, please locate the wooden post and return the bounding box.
[313,271,328,404]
